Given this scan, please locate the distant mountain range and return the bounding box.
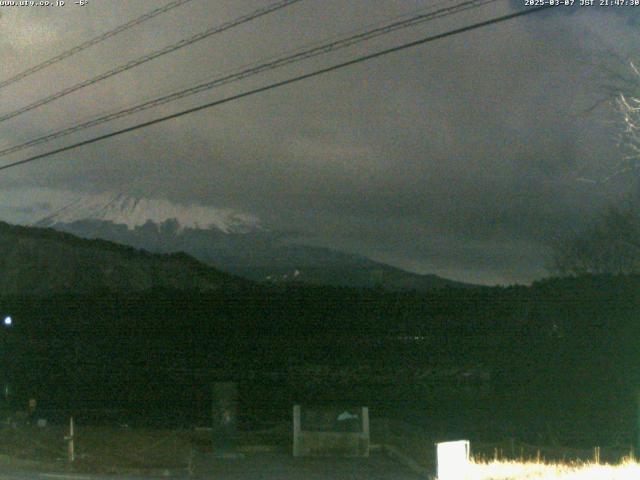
[0,221,243,297]
[31,192,473,291]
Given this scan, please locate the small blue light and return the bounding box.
[4,316,12,326]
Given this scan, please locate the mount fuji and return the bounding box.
[29,192,471,290]
[35,192,262,234]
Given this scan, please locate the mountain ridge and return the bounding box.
[0,221,246,297]
[50,217,474,290]
[17,191,475,290]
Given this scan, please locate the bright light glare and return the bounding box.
[4,316,11,326]
[469,459,640,480]
[437,440,471,480]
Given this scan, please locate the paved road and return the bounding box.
[192,452,426,480]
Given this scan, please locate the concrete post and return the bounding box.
[636,392,640,455]
[212,382,237,452]
[362,407,369,436]
[65,416,75,463]
[293,405,301,457]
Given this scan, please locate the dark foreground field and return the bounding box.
[0,421,425,477]
[1,420,638,480]
[192,451,422,480]
[0,422,425,480]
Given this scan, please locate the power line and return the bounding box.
[0,0,303,124]
[0,0,197,91]
[27,196,85,228]
[0,0,496,158]
[20,2,462,229]
[28,0,457,142]
[0,5,552,174]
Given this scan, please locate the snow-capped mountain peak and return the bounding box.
[33,191,262,234]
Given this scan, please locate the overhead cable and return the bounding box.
[0,0,303,123]
[0,0,496,158]
[0,5,552,173]
[0,0,197,91]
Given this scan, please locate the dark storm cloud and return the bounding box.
[0,1,636,284]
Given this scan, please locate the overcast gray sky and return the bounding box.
[0,1,637,285]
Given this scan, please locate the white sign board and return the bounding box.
[436,440,470,480]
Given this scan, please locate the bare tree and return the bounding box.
[576,55,640,192]
[550,61,640,276]
[616,62,640,197]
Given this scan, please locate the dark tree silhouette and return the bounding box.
[551,202,640,275]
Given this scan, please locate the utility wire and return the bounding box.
[0,0,496,158]
[32,0,457,139]
[0,0,303,124]
[3,0,456,176]
[27,195,85,227]
[0,0,196,91]
[0,4,552,173]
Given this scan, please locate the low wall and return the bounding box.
[293,405,369,457]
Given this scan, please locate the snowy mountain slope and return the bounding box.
[7,190,473,290]
[33,191,261,234]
